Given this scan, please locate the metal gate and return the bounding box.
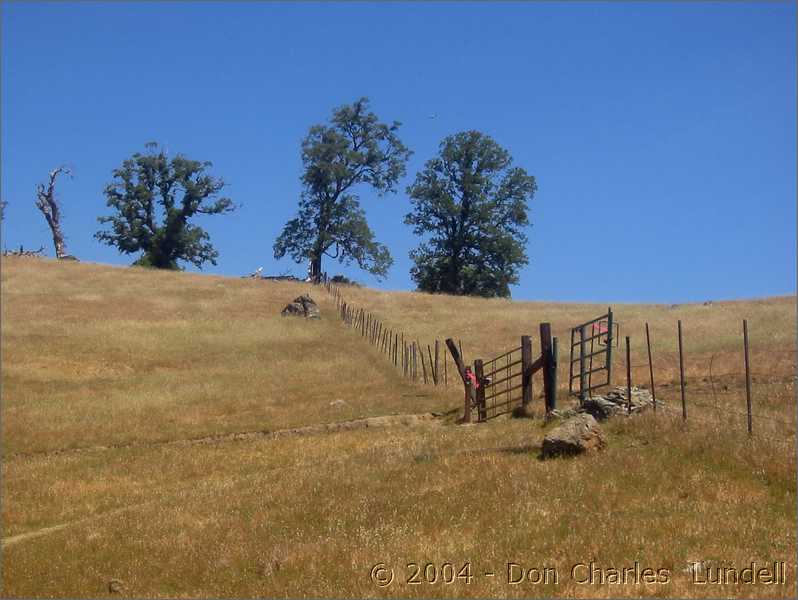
[568,309,619,399]
[478,341,529,420]
[446,323,556,423]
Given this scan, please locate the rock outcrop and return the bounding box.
[542,413,605,458]
[281,295,320,319]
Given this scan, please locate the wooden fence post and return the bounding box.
[645,322,656,413]
[540,323,555,413]
[551,336,558,408]
[427,345,436,385]
[475,359,486,421]
[606,307,614,386]
[625,336,632,415]
[678,320,687,422]
[420,344,428,384]
[521,335,532,409]
[446,338,472,423]
[579,324,587,402]
[435,340,440,386]
[743,319,753,435]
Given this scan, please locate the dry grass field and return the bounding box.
[1,256,795,598]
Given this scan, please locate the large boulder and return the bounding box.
[281,295,320,319]
[542,413,605,458]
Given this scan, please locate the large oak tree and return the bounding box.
[405,131,536,298]
[274,98,412,282]
[95,143,235,270]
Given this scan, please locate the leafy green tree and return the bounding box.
[95,143,235,270]
[405,131,536,298]
[274,97,412,282]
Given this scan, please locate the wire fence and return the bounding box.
[319,278,457,387]
[317,280,796,441]
[585,319,796,441]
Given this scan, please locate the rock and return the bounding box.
[329,399,347,408]
[542,414,605,458]
[281,301,305,317]
[581,396,623,421]
[108,579,124,594]
[280,295,320,319]
[598,386,656,414]
[544,407,580,422]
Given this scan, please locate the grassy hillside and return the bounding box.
[1,257,795,598]
[1,258,449,455]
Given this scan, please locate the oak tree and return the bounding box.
[274,98,412,282]
[95,143,234,270]
[405,131,536,298]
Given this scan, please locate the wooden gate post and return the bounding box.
[521,335,532,409]
[579,324,587,402]
[551,336,559,410]
[474,359,486,422]
[606,308,614,385]
[540,322,555,413]
[446,338,473,423]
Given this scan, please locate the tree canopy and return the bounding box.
[273,97,412,281]
[95,143,235,270]
[405,131,536,298]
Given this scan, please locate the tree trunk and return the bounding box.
[35,167,71,259]
[309,252,323,283]
[51,227,66,259]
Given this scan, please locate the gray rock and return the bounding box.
[280,295,320,319]
[542,413,605,458]
[544,407,580,422]
[596,386,656,415]
[581,396,623,421]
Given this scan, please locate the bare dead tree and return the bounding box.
[35,167,72,259]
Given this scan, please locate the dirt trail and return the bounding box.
[1,502,153,549]
[4,412,444,461]
[2,413,445,549]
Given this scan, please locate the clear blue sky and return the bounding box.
[2,1,795,303]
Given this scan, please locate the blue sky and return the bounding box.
[2,1,795,303]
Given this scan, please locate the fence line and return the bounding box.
[317,281,795,438]
[317,278,455,387]
[610,317,795,441]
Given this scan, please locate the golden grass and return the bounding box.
[1,257,795,598]
[331,282,797,427]
[2,415,794,598]
[1,257,449,455]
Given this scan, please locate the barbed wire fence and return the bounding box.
[609,321,796,442]
[318,278,460,387]
[315,279,796,441]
